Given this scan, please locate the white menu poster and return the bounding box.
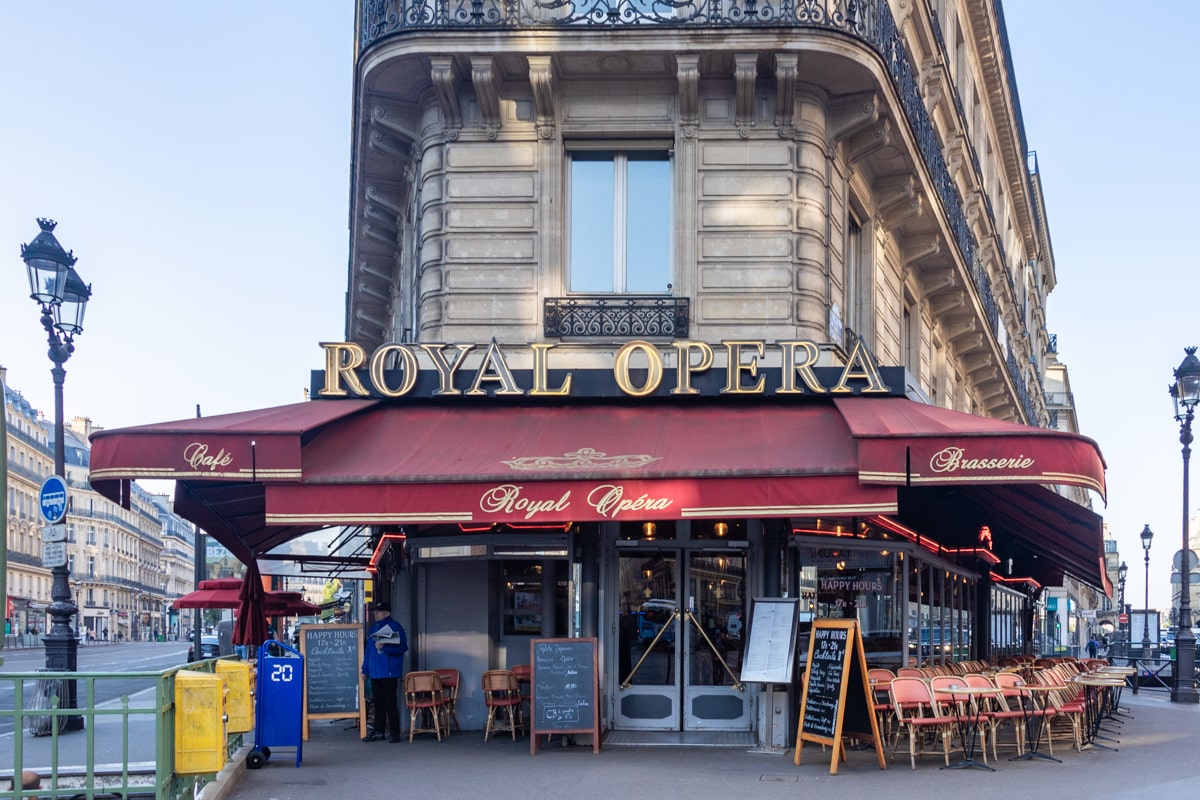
[739,598,801,684]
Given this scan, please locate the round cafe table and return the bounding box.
[1006,683,1061,763]
[932,684,1003,772]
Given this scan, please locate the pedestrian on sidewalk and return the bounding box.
[361,601,407,743]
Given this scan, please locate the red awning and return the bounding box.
[89,396,1107,586]
[834,397,1106,499]
[895,483,1110,595]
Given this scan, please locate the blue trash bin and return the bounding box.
[247,640,304,769]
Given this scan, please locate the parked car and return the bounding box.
[188,635,221,661]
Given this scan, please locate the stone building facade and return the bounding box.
[348,0,1061,431]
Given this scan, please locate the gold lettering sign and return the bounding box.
[316,339,896,399]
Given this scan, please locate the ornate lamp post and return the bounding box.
[1169,347,1200,702]
[1118,561,1128,658]
[1141,524,1154,657]
[20,218,91,728]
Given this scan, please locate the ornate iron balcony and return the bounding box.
[363,0,879,36]
[544,296,689,338]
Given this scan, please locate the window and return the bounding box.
[843,213,868,346]
[500,560,567,638]
[568,151,671,294]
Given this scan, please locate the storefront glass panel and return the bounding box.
[614,544,750,731]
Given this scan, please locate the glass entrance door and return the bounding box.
[615,550,749,730]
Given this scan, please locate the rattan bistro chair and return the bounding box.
[404,670,449,742]
[482,669,524,741]
[433,668,461,732]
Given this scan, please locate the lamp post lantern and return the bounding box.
[20,218,91,729]
[1118,560,1128,658]
[1170,347,1200,703]
[1141,524,1154,657]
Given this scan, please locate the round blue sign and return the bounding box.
[39,475,68,524]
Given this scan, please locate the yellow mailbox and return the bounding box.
[216,659,256,734]
[175,669,228,775]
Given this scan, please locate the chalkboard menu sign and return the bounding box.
[299,623,366,739]
[529,638,600,755]
[792,620,885,775]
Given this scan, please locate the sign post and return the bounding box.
[39,476,68,525]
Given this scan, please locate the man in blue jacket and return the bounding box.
[361,601,408,742]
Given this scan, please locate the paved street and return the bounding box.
[222,689,1199,800]
[0,641,189,770]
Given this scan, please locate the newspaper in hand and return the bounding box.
[371,627,401,642]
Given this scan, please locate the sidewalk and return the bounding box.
[221,690,1198,800]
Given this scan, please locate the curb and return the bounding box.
[196,744,251,800]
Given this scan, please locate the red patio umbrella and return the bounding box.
[263,592,320,616]
[232,561,269,647]
[174,584,320,615]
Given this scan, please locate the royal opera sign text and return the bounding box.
[316,338,906,400]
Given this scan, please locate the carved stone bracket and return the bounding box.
[364,222,399,249]
[365,183,408,219]
[369,102,419,168]
[528,56,557,140]
[901,234,942,267]
[430,57,463,138]
[734,53,757,137]
[677,54,700,137]
[944,134,970,183]
[846,119,891,164]
[879,189,923,229]
[470,56,502,140]
[920,57,949,119]
[828,91,880,142]
[927,290,966,318]
[774,54,798,138]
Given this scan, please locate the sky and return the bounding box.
[1,3,1196,610]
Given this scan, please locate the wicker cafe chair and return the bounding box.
[962,673,1010,760]
[404,670,449,742]
[433,668,461,731]
[483,669,525,741]
[929,675,989,765]
[868,669,897,748]
[1033,667,1086,752]
[992,670,1056,757]
[888,676,954,769]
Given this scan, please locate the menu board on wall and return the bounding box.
[299,623,367,739]
[792,619,885,775]
[739,598,800,684]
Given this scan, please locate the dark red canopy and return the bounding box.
[88,396,1109,588]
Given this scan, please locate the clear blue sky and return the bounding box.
[1,3,1195,609]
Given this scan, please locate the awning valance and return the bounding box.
[89,395,1108,587]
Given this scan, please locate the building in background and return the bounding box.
[3,369,192,644]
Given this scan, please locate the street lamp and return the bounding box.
[1118,561,1128,658]
[1141,524,1154,657]
[20,218,90,728]
[1169,346,1200,703]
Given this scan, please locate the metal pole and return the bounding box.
[1118,578,1126,659]
[1173,407,1198,702]
[1144,547,1152,657]
[42,348,82,728]
[191,405,205,657]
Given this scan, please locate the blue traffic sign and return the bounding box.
[39,475,68,524]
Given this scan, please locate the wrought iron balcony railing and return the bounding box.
[545,296,689,338]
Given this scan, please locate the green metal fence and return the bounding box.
[0,658,241,800]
